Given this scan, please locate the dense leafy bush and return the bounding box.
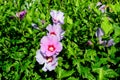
[1,0,120,79]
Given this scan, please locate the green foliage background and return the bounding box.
[0,0,120,80]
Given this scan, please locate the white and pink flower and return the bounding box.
[50,10,64,24]
[36,50,58,72]
[46,24,65,41]
[99,5,106,13]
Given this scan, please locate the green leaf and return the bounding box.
[99,68,104,80]
[75,0,79,7]
[27,28,33,34]
[113,24,120,38]
[104,69,119,78]
[26,14,32,23]
[40,13,45,19]
[2,63,12,73]
[13,61,19,71]
[66,16,73,24]
[93,8,101,16]
[109,2,120,14]
[60,70,74,78]
[57,67,74,79]
[84,49,97,61]
[101,17,113,35]
[93,58,108,68]
[21,60,31,72]
[81,67,95,80]
[67,77,79,80]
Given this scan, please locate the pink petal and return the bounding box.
[50,36,59,44]
[40,36,49,44]
[46,24,53,31]
[35,49,46,64]
[40,44,47,54]
[53,24,62,33]
[50,10,57,18]
[46,50,55,57]
[96,2,102,6]
[56,42,63,52]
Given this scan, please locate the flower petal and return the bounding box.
[107,39,115,47]
[96,2,102,6]
[45,50,55,57]
[40,36,48,44]
[56,42,63,53]
[50,10,57,18]
[95,27,104,37]
[46,24,53,32]
[35,49,46,65]
[50,10,64,24]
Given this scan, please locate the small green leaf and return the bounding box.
[26,14,32,23]
[27,28,33,34]
[99,68,104,80]
[13,61,19,71]
[60,70,74,78]
[67,77,79,80]
[67,16,73,24]
[57,67,74,79]
[40,13,45,19]
[113,24,120,38]
[75,0,79,7]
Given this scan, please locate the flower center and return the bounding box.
[50,32,56,36]
[53,18,58,23]
[48,45,55,52]
[46,56,53,63]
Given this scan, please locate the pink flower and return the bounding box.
[40,36,62,57]
[16,10,27,20]
[46,24,65,41]
[96,2,102,6]
[99,5,106,13]
[95,27,104,38]
[87,40,93,46]
[36,50,58,72]
[107,39,115,47]
[50,10,64,24]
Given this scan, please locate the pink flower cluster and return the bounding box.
[36,10,65,72]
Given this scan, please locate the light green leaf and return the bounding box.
[75,0,79,7]
[27,28,33,34]
[67,16,73,24]
[109,2,120,14]
[113,24,120,38]
[26,14,32,23]
[101,17,113,35]
[40,13,45,19]
[99,68,104,80]
[67,77,79,80]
